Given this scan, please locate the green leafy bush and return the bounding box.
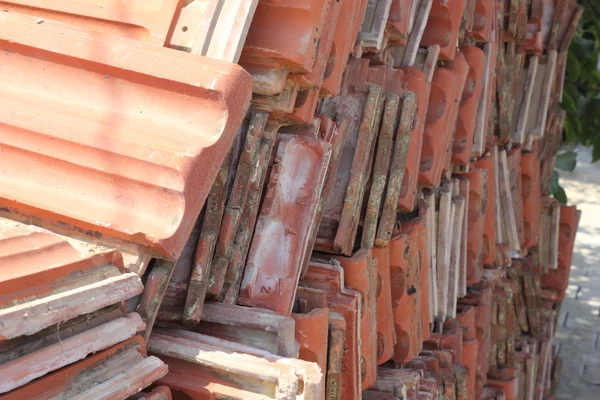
[563,1,600,153]
[551,1,600,204]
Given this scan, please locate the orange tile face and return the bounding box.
[473,154,497,266]
[464,168,488,286]
[399,203,433,340]
[422,0,468,60]
[469,0,495,41]
[541,206,581,300]
[397,67,430,212]
[389,233,422,364]
[521,150,542,249]
[0,13,252,260]
[329,250,377,389]
[322,0,369,96]
[292,0,342,91]
[0,0,180,44]
[242,0,333,72]
[238,135,331,315]
[455,305,478,400]
[301,262,362,400]
[387,0,413,45]
[441,51,470,173]
[459,281,492,398]
[419,67,457,187]
[487,372,519,400]
[424,329,463,364]
[453,46,486,166]
[292,308,329,381]
[419,55,468,187]
[371,246,395,364]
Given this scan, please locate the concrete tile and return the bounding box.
[565,284,580,299]
[577,286,600,302]
[553,328,597,350]
[570,273,600,291]
[558,344,600,369]
[585,266,600,280]
[556,377,598,400]
[582,366,600,385]
[563,311,600,331]
[557,309,569,328]
[559,298,599,318]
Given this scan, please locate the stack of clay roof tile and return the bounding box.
[0,0,584,399]
[0,1,255,398]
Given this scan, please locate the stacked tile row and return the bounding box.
[0,1,584,399]
[0,2,257,398]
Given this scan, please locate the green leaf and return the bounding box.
[564,115,577,143]
[564,82,581,101]
[555,152,578,171]
[593,139,600,162]
[583,7,595,24]
[554,186,568,205]
[561,91,579,119]
[550,170,569,204]
[567,52,581,82]
[550,170,560,195]
[572,38,595,60]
